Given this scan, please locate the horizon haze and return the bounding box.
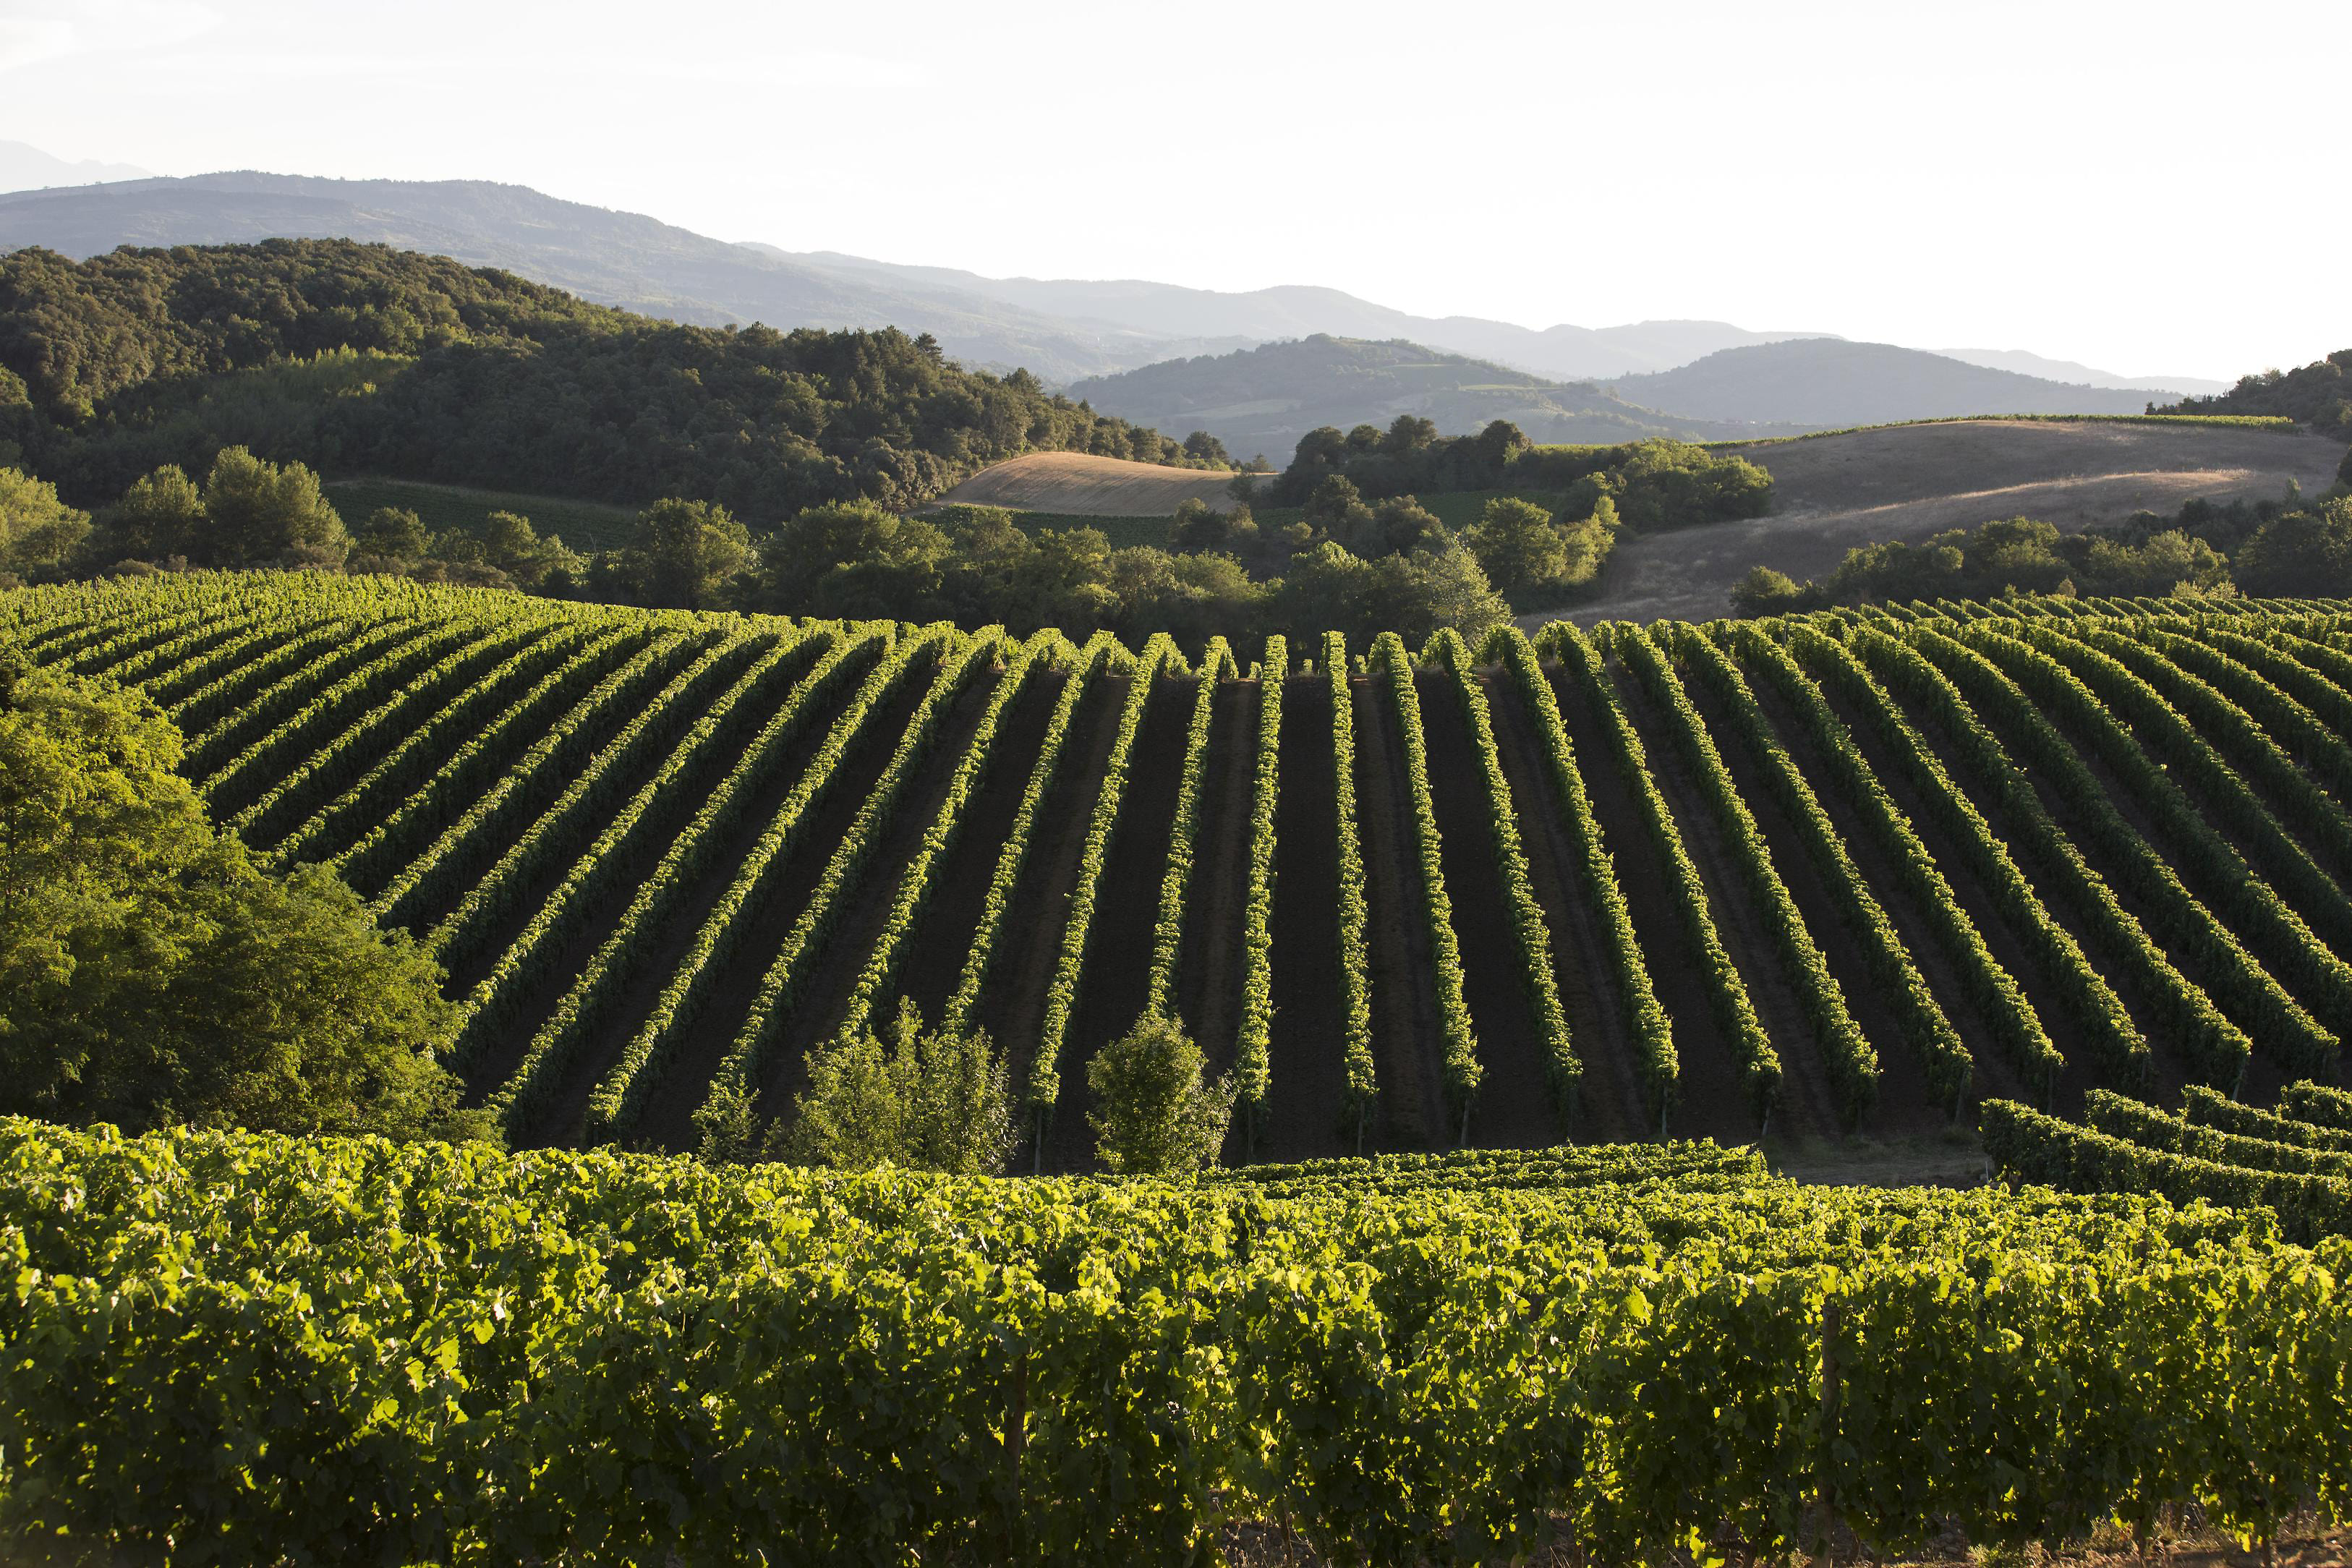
[1,0,2343,384]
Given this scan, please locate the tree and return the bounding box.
[1377,534,1513,646]
[353,506,429,561]
[98,466,203,562]
[0,466,91,579]
[1730,565,1807,617]
[1182,430,1231,466]
[1303,474,1373,533]
[1169,496,1238,553]
[758,500,947,619]
[480,510,582,592]
[199,447,349,568]
[1086,1013,1235,1175]
[1363,495,1441,558]
[765,1002,1016,1174]
[611,496,755,609]
[1466,496,1569,595]
[2233,497,2352,597]
[1382,414,1439,455]
[0,646,470,1138]
[2339,443,2352,489]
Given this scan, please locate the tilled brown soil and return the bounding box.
[1413,670,1561,1149]
[759,674,1006,1109]
[1486,669,1645,1142]
[1549,662,1760,1145]
[890,669,1062,1028]
[1256,677,1351,1162]
[1042,678,1193,1171]
[1356,673,1448,1148]
[975,676,1121,1108]
[1178,681,1256,1074]
[602,661,943,1153]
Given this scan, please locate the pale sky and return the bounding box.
[2,0,2343,382]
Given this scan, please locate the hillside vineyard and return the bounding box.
[14,576,2352,1163]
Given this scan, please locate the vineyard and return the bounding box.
[9,1115,2352,1560]
[12,576,2352,1164]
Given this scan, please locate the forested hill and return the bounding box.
[1068,335,1807,464]
[0,239,1209,516]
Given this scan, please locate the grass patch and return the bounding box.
[325,477,639,551]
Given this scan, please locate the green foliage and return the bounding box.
[0,649,463,1138]
[1730,564,1804,617]
[1084,1012,1235,1174]
[200,446,350,568]
[1324,632,1378,1142]
[602,495,754,610]
[0,239,1202,516]
[1371,631,1481,1133]
[2236,495,2352,597]
[1232,636,1283,1118]
[760,1001,1015,1175]
[1578,440,1772,531]
[13,1116,2352,1561]
[0,466,90,579]
[2154,348,2352,430]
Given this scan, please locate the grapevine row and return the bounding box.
[1547,623,1780,1127]
[1370,631,1481,1136]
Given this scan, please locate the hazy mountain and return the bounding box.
[0,141,151,193]
[0,173,1245,383]
[1935,346,2224,399]
[760,245,1831,381]
[1068,335,1813,464]
[1609,340,2178,427]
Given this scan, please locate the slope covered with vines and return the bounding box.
[15,574,2352,1164]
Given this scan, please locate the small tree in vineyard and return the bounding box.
[768,1002,1016,1175]
[1086,1013,1235,1176]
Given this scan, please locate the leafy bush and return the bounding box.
[762,1001,1016,1175]
[1085,1013,1235,1174]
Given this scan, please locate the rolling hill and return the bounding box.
[18,574,2352,1170]
[1560,417,2348,625]
[1937,346,2227,396]
[0,171,1832,388]
[1609,339,2180,426]
[1065,335,1812,464]
[0,173,1246,384]
[766,247,1836,380]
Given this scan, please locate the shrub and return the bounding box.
[1086,1013,1235,1175]
[767,1001,1016,1175]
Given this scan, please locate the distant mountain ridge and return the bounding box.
[754,244,1831,381]
[0,166,1833,388]
[1069,335,1812,464]
[1935,346,2225,398]
[0,158,2217,427]
[0,173,1245,384]
[1609,340,2181,427]
[0,141,151,192]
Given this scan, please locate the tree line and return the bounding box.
[1733,485,2352,614]
[2151,347,2352,433]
